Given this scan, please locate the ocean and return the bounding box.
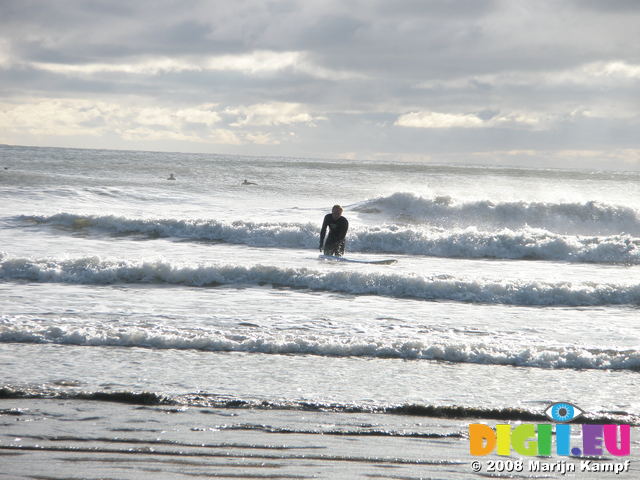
[1,144,639,478]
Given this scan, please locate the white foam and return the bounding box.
[1,323,639,371]
[19,213,640,264]
[352,192,640,235]
[2,254,639,306]
[21,213,318,248]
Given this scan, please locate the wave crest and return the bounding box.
[18,213,640,264]
[2,322,640,370]
[352,192,640,235]
[1,254,640,307]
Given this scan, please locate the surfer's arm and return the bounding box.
[319,215,329,249]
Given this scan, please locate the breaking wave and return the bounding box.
[17,213,640,264]
[2,321,640,370]
[1,254,640,306]
[352,192,640,235]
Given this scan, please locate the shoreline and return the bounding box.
[2,398,638,479]
[2,398,467,479]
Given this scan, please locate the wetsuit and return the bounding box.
[319,214,349,257]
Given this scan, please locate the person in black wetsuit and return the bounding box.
[319,205,349,257]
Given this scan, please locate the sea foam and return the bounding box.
[1,321,640,371]
[352,192,640,235]
[18,213,640,264]
[1,254,639,306]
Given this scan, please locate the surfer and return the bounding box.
[242,179,257,185]
[319,205,349,257]
[167,173,176,180]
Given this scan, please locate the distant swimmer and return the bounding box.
[242,179,257,185]
[319,205,349,257]
[167,173,176,180]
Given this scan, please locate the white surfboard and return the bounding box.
[318,254,397,265]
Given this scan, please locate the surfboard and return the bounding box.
[318,254,397,265]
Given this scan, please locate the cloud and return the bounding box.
[23,50,364,82]
[226,102,322,127]
[29,51,301,76]
[130,105,221,127]
[121,126,241,145]
[245,132,279,145]
[395,111,542,129]
[0,99,271,145]
[395,111,484,129]
[418,61,640,92]
[174,106,221,126]
[568,0,640,13]
[0,99,107,137]
[0,97,326,149]
[1,1,640,167]
[582,61,640,80]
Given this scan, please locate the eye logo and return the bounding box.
[545,402,584,423]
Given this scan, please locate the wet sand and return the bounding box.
[2,399,638,479]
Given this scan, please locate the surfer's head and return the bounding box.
[331,205,343,219]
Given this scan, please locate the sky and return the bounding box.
[1,0,639,169]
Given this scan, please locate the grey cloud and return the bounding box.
[3,1,640,75]
[1,0,640,167]
[569,0,640,13]
[370,0,500,18]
